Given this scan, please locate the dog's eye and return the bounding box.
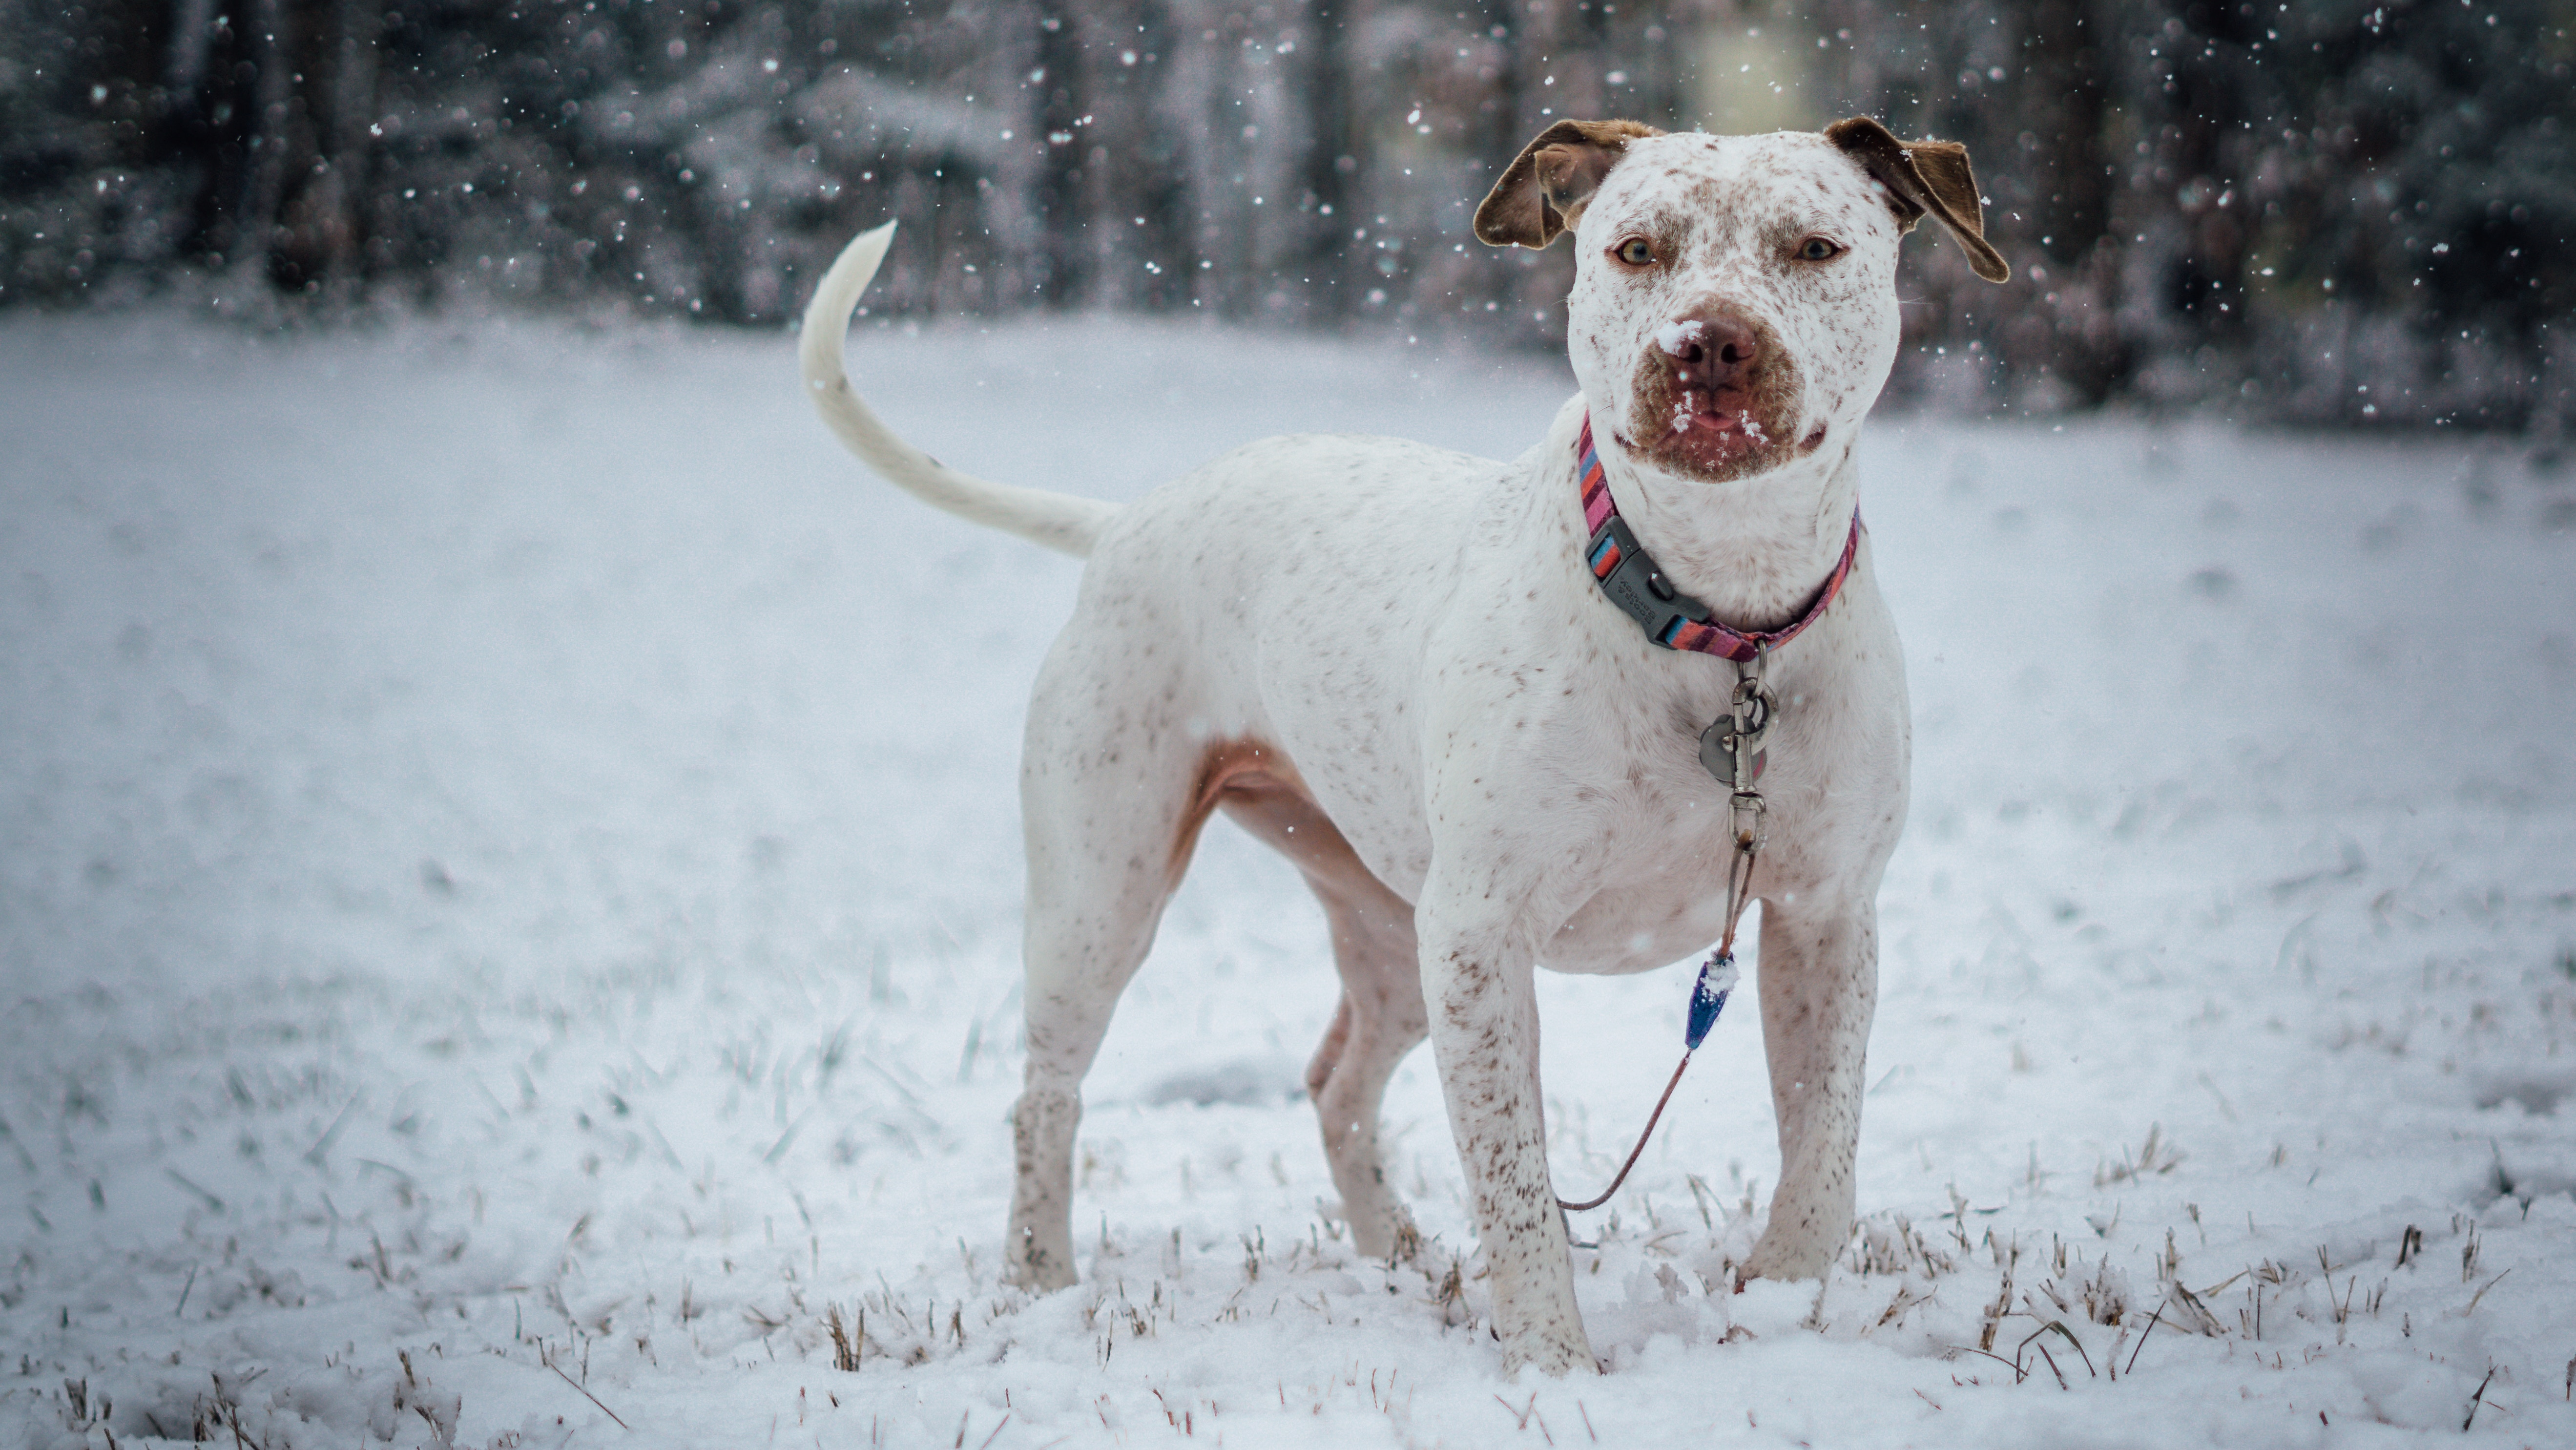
[1796,236,1845,263]
[1614,237,1656,267]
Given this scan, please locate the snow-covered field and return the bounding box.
[3,308,2572,1450]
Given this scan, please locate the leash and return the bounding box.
[1556,651,1768,1213]
[1555,415,1849,1215]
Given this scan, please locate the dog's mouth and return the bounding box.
[1626,329,1812,483]
[1668,394,1770,454]
[1638,386,1808,480]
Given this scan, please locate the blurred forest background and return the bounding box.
[2,0,2570,429]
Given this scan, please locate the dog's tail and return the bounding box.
[799,222,1116,559]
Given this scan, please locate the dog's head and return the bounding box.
[1477,118,2008,484]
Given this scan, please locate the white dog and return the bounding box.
[800,117,2005,1375]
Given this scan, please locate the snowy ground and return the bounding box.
[2,308,2573,1450]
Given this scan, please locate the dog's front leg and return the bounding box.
[1416,890,1598,1376]
[1740,894,1881,1281]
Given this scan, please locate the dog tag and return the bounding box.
[1697,675,1774,790]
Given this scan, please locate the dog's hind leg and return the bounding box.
[1220,782,1427,1261]
[1005,670,1221,1292]
[1304,891,1428,1261]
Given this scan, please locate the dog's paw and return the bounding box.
[1739,1232,1835,1283]
[1350,1205,1424,1265]
[1003,1261,1078,1293]
[1497,1322,1601,1378]
[1003,1233,1080,1293]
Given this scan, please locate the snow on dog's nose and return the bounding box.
[1656,310,1766,436]
[1641,306,1791,473]
[1656,311,1762,377]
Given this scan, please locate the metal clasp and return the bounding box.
[1730,789,1767,853]
[1697,643,1777,793]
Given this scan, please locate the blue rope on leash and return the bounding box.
[1685,949,1741,1052]
[1557,947,1742,1213]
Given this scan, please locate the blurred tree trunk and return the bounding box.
[2014,0,2123,404]
[269,0,380,292]
[1297,0,1354,315]
[237,0,295,282]
[1475,0,1523,167]
[1033,5,1088,306]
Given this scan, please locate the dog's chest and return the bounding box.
[1534,718,1794,972]
[1527,630,1904,975]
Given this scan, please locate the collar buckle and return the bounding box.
[1586,513,1715,645]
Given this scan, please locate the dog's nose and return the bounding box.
[1662,310,1762,395]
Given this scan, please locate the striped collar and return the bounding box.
[1576,415,1859,663]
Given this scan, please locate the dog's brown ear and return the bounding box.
[1474,119,1664,249]
[1825,117,2011,283]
